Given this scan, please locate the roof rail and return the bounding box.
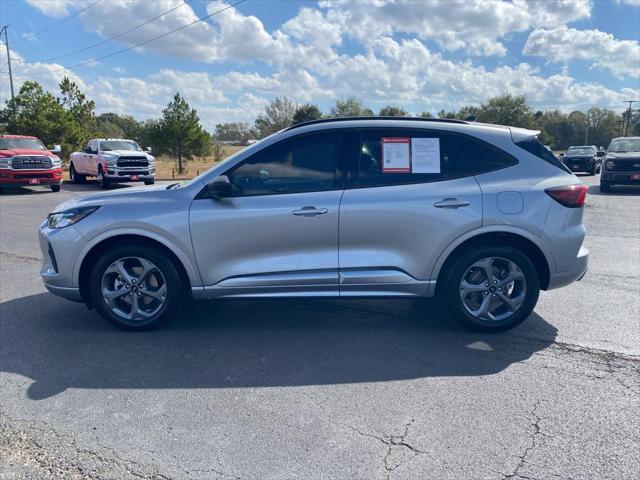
[285,116,468,131]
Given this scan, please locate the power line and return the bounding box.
[17,0,193,65]
[11,0,101,45]
[18,0,246,77]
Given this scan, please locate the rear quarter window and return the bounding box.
[516,137,571,173]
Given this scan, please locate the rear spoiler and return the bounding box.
[510,127,541,143]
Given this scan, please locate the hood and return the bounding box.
[606,152,640,159]
[0,149,56,158]
[51,184,169,213]
[104,149,151,157]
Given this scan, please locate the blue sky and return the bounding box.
[1,0,638,130]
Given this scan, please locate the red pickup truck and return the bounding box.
[0,135,63,192]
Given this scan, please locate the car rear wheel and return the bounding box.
[88,242,184,330]
[441,245,540,332]
[144,179,155,186]
[600,182,611,193]
[70,164,85,184]
[50,184,61,192]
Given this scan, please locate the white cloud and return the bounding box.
[524,26,640,78]
[25,0,77,18]
[319,0,591,57]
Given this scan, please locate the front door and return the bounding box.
[189,130,352,297]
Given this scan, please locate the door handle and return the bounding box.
[292,206,328,216]
[433,198,470,209]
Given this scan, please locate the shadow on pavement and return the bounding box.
[0,181,134,196]
[0,293,557,400]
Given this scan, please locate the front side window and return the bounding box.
[355,129,516,188]
[226,131,345,196]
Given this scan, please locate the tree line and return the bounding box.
[1,79,638,175]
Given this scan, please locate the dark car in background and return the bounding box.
[600,137,640,192]
[562,145,602,175]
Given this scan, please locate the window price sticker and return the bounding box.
[381,137,411,172]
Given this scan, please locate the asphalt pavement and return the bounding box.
[0,176,638,479]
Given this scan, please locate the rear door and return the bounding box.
[338,128,490,296]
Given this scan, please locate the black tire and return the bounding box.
[441,244,540,332]
[88,242,184,331]
[70,163,86,184]
[588,165,596,176]
[97,166,109,189]
[144,179,155,186]
[600,182,611,193]
[50,184,61,192]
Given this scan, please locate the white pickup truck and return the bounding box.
[69,138,156,189]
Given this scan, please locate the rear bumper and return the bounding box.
[0,167,63,186]
[547,246,589,290]
[601,172,640,185]
[565,160,595,172]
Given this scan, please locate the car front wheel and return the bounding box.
[88,242,184,330]
[441,245,540,332]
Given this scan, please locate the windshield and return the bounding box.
[100,140,142,151]
[567,147,594,156]
[608,138,640,153]
[0,137,47,151]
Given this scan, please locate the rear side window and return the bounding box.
[516,137,571,173]
[355,129,517,188]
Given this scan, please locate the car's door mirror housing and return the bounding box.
[145,147,152,153]
[559,153,565,158]
[597,151,605,157]
[50,144,62,154]
[84,147,92,154]
[207,175,232,198]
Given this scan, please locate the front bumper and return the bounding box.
[547,245,589,290]
[39,220,85,302]
[601,171,640,185]
[104,166,155,183]
[0,167,63,187]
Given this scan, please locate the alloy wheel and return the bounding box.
[101,257,167,321]
[459,256,527,322]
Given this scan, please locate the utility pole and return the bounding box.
[1,25,15,100]
[622,100,639,137]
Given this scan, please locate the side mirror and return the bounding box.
[559,153,565,158]
[50,144,61,154]
[597,151,605,157]
[145,147,152,153]
[207,175,232,198]
[84,147,92,154]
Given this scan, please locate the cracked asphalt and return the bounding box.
[1,177,639,480]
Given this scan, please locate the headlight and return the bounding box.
[606,160,615,169]
[48,206,100,229]
[103,155,118,166]
[50,156,61,168]
[0,157,12,168]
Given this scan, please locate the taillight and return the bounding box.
[545,185,587,208]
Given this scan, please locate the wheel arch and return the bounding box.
[77,232,198,307]
[432,228,553,294]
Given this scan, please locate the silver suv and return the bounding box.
[39,118,588,332]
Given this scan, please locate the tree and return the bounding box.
[214,122,253,143]
[97,113,144,144]
[59,77,99,152]
[153,93,211,174]
[419,111,433,118]
[254,97,296,138]
[329,97,373,117]
[293,103,322,124]
[0,82,67,149]
[476,94,533,128]
[378,105,407,117]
